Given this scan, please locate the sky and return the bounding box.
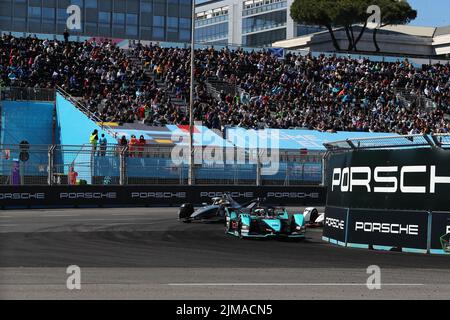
[406,0,450,27]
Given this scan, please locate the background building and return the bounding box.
[273,24,450,59]
[0,0,193,42]
[194,0,324,47]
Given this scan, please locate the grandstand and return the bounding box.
[1,33,449,134]
[0,32,449,186]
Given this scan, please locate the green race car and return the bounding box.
[225,206,306,239]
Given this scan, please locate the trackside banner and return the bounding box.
[430,211,450,252]
[327,148,450,211]
[347,209,429,249]
[322,207,347,243]
[0,185,326,208]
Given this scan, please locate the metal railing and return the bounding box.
[0,87,56,101]
[0,143,324,186]
[55,86,118,139]
[395,88,438,112]
[323,133,450,152]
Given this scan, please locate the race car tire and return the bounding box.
[309,208,319,224]
[178,203,194,220]
[238,220,243,239]
[224,220,230,234]
[289,215,296,232]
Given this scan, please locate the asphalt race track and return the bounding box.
[0,207,449,299]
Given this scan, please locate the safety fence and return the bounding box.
[0,143,324,186]
[0,87,56,102]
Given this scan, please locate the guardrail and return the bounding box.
[323,133,450,151]
[0,87,55,101]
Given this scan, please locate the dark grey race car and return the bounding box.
[178,194,260,223]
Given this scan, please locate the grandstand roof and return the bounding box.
[435,25,450,37]
[381,24,436,37]
[273,24,450,58]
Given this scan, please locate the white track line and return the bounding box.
[42,214,79,217]
[168,283,424,287]
[66,218,170,224]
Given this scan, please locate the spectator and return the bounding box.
[128,134,138,157]
[99,133,107,156]
[90,129,98,155]
[119,135,128,147]
[0,34,449,134]
[63,29,70,43]
[138,135,146,158]
[117,135,128,156]
[68,166,78,185]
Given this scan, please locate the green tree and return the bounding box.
[290,0,416,52]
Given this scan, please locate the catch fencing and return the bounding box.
[0,143,324,186]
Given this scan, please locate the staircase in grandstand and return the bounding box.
[395,88,438,112]
[205,75,243,101]
[127,50,188,117]
[55,86,118,139]
[126,48,248,119]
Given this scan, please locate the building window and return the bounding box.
[42,7,55,21]
[126,25,138,36]
[141,1,152,13]
[242,0,286,16]
[70,0,83,7]
[242,9,286,34]
[180,29,191,41]
[86,0,98,9]
[57,8,67,22]
[99,12,111,24]
[180,18,190,29]
[153,27,164,38]
[28,6,41,18]
[127,13,138,25]
[153,15,165,27]
[113,12,125,25]
[242,27,286,46]
[167,17,178,28]
[195,22,228,43]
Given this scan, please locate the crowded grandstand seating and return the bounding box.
[1,34,449,134]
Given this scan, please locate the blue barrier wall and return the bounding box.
[55,93,116,146]
[0,101,53,182]
[0,101,54,145]
[55,93,117,183]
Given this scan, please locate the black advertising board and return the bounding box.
[430,211,450,251]
[347,209,429,249]
[0,185,326,208]
[326,148,450,211]
[323,206,347,243]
